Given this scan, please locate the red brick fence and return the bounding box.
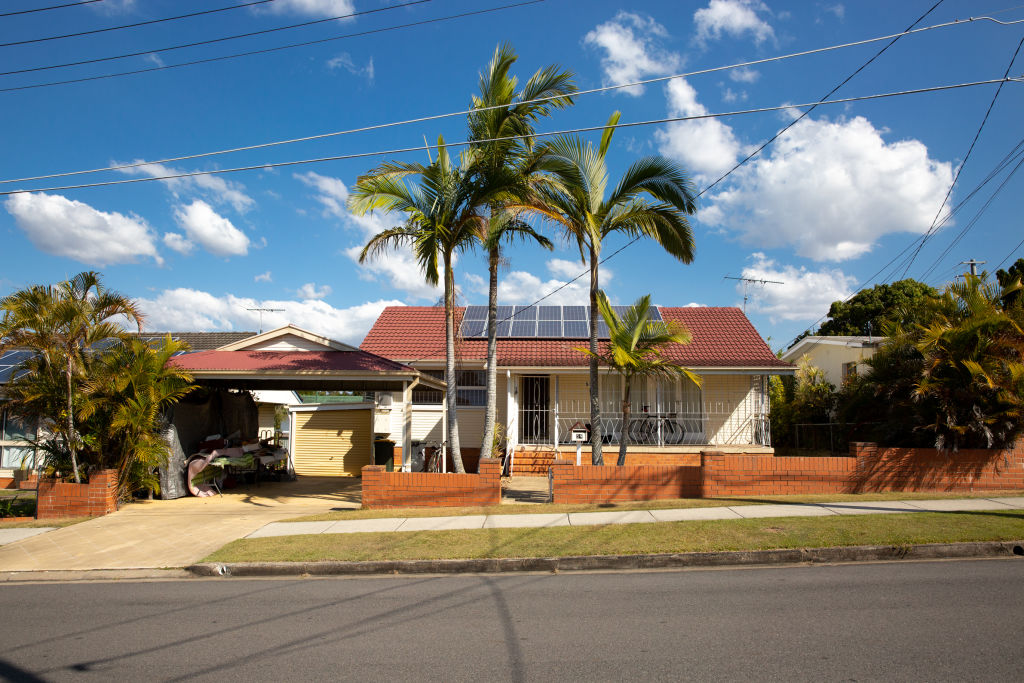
[34,469,119,519]
[362,458,502,509]
[551,442,1024,505]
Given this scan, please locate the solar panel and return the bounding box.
[537,320,562,337]
[563,321,588,338]
[511,319,536,337]
[463,306,487,321]
[564,306,587,320]
[459,303,663,339]
[461,320,486,338]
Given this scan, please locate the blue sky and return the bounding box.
[1,0,1022,351]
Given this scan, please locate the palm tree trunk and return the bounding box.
[444,252,465,473]
[65,354,81,483]
[479,245,500,463]
[588,245,603,466]
[618,376,631,466]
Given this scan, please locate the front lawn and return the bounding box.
[283,489,1024,523]
[206,510,1024,564]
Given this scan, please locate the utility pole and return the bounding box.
[246,307,284,334]
[724,275,785,313]
[959,258,986,276]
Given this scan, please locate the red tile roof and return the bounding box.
[360,306,791,369]
[171,349,414,373]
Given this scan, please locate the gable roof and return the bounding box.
[781,335,887,363]
[216,324,358,352]
[361,306,792,371]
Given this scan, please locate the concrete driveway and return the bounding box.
[0,477,359,572]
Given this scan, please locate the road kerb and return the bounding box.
[187,540,1024,578]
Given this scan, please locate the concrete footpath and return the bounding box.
[245,496,1024,539]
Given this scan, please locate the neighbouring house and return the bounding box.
[0,349,39,487]
[361,305,794,473]
[781,336,886,387]
[171,325,445,478]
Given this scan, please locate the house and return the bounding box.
[780,336,886,387]
[361,305,794,472]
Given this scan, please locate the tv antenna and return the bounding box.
[246,307,284,334]
[724,275,784,313]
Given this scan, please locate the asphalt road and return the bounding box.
[1,559,1022,682]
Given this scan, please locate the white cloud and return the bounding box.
[135,288,401,345]
[583,12,681,96]
[741,253,856,322]
[172,200,250,257]
[825,4,845,20]
[4,192,162,267]
[729,66,760,83]
[694,0,775,45]
[703,115,953,261]
[326,52,374,82]
[463,273,487,295]
[721,87,746,103]
[296,282,332,299]
[295,171,349,219]
[498,259,612,306]
[259,0,354,19]
[117,160,254,213]
[163,232,194,255]
[254,271,273,283]
[656,78,743,180]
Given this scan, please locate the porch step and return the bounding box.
[511,453,557,475]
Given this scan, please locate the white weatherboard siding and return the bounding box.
[291,407,372,477]
[244,333,333,352]
[704,374,756,445]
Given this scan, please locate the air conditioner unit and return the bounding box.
[376,392,393,407]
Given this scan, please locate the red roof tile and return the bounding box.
[171,349,414,373]
[360,306,791,369]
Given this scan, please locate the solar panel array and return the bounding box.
[460,305,662,339]
[0,350,32,384]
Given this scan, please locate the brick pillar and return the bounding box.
[361,465,385,508]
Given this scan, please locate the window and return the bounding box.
[1,408,37,469]
[842,362,858,380]
[410,369,486,406]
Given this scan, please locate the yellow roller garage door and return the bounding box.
[292,408,372,477]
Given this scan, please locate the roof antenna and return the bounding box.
[246,307,284,334]
[723,275,784,314]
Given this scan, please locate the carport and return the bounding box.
[170,325,446,478]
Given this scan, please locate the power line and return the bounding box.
[1,6,1018,97]
[0,0,101,18]
[2,12,1018,184]
[1,76,1016,196]
[0,0,434,76]
[995,238,1024,270]
[901,33,1024,276]
[0,0,276,49]
[0,0,540,94]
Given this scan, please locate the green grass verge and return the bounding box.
[283,489,1024,522]
[205,510,1024,564]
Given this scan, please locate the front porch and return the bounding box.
[504,371,773,471]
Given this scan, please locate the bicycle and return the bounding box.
[422,440,447,473]
[627,412,685,446]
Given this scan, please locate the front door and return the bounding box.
[520,375,550,444]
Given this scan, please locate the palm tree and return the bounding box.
[82,336,195,497]
[532,113,698,464]
[578,291,700,466]
[350,138,510,473]
[0,272,143,482]
[898,273,1024,450]
[468,44,576,460]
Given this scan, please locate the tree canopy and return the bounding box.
[817,279,938,337]
[996,257,1024,308]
